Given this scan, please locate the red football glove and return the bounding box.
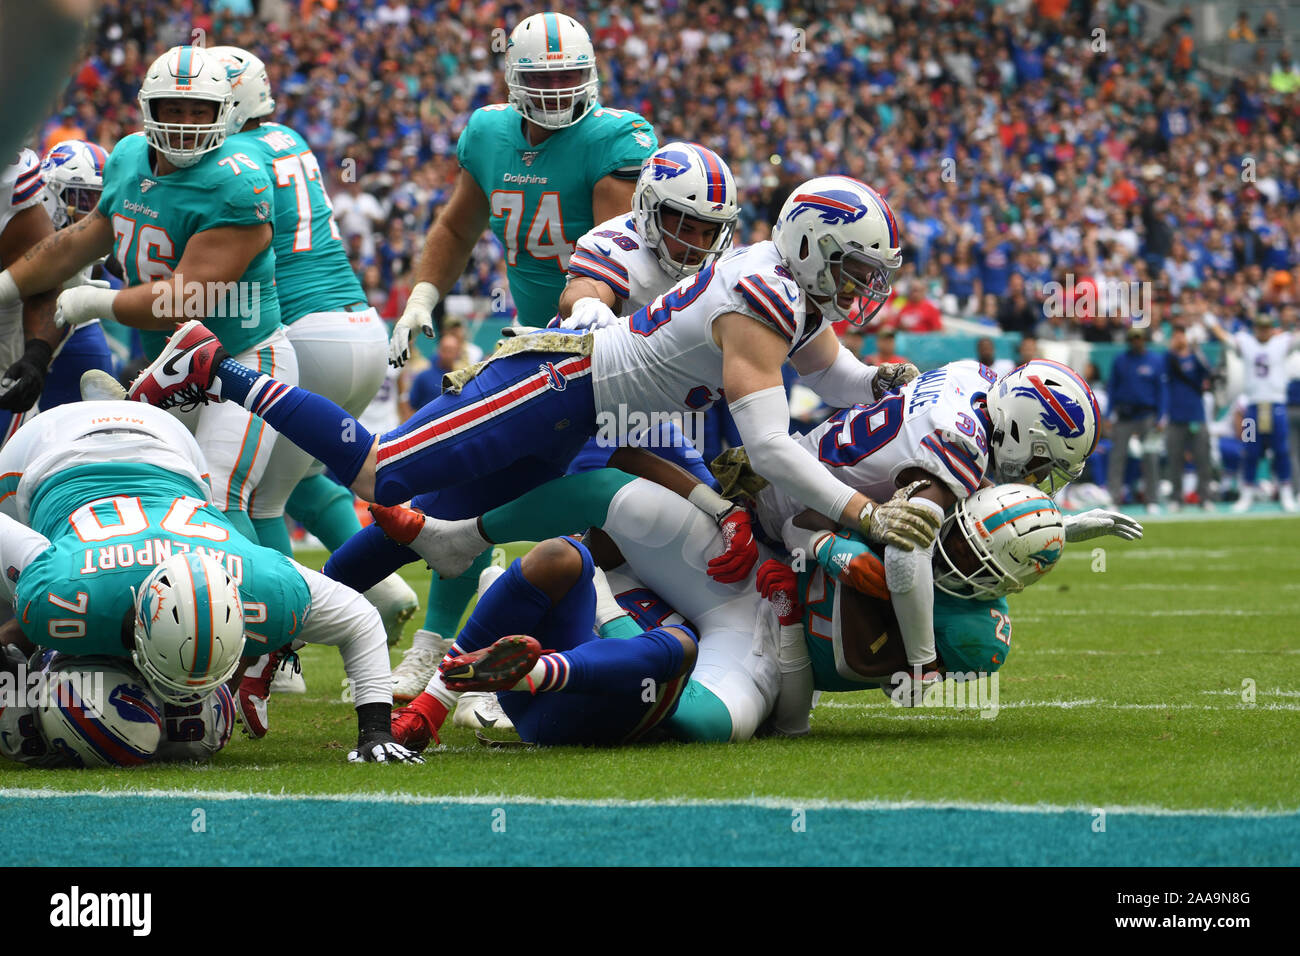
[755,558,802,625]
[707,506,758,584]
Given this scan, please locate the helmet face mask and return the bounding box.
[633,142,739,281]
[506,14,599,130]
[138,46,233,169]
[131,553,245,705]
[934,485,1065,599]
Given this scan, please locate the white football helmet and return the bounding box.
[39,140,109,229]
[38,657,164,768]
[208,45,276,133]
[132,552,245,705]
[633,143,739,280]
[505,13,599,130]
[986,359,1100,493]
[935,484,1065,600]
[772,175,903,325]
[137,45,233,168]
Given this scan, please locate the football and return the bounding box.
[37,659,163,768]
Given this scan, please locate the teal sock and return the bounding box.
[665,680,733,743]
[423,549,494,636]
[252,515,293,557]
[223,508,258,544]
[598,616,644,640]
[482,468,636,543]
[286,474,361,551]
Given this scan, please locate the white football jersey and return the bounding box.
[754,360,994,544]
[0,150,47,367]
[591,241,821,417]
[568,214,678,315]
[1234,330,1295,405]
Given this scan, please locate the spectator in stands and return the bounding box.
[997,273,1039,338]
[865,328,908,368]
[406,319,468,411]
[1016,335,1039,366]
[1108,326,1167,512]
[976,336,1014,378]
[1163,324,1215,510]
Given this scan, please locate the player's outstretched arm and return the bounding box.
[391,169,490,366]
[86,223,272,331]
[290,562,423,764]
[881,472,953,671]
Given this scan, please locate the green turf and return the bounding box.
[4,517,1298,813]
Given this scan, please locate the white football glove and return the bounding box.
[1063,509,1144,543]
[53,281,115,329]
[560,296,618,331]
[389,281,440,368]
[347,734,425,764]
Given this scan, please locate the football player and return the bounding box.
[0,399,420,762]
[380,12,658,712]
[0,45,296,550]
[1203,311,1300,512]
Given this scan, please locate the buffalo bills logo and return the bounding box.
[44,144,80,168]
[649,150,692,181]
[786,189,869,225]
[1011,375,1086,439]
[110,683,162,725]
[540,361,568,391]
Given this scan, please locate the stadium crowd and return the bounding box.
[38,0,1300,340]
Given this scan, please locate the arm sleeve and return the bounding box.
[882,497,944,667]
[292,562,391,707]
[796,344,878,409]
[728,386,857,522]
[768,623,814,737]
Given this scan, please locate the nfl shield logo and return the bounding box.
[520,150,540,167]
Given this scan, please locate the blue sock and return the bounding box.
[454,559,550,654]
[534,626,690,695]
[214,358,374,487]
[323,522,415,593]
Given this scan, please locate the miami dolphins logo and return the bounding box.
[1028,535,1064,572]
[650,150,692,180]
[786,189,869,225]
[1011,375,1086,439]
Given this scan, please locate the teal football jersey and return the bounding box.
[97,132,282,359]
[16,462,311,659]
[228,122,365,324]
[457,103,657,325]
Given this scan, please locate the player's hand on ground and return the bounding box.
[1062,508,1143,543]
[871,361,920,400]
[348,731,425,764]
[560,296,618,331]
[883,666,943,707]
[755,558,802,625]
[707,505,758,583]
[0,340,52,412]
[389,282,439,367]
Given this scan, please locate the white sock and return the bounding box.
[423,669,459,709]
[409,628,445,654]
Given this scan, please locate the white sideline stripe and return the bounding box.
[0,787,1293,819]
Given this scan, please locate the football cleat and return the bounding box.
[270,654,306,694]
[364,572,420,646]
[440,635,542,692]
[390,703,441,753]
[1232,488,1255,513]
[391,631,454,703]
[235,648,296,739]
[79,369,127,401]
[369,504,491,580]
[453,691,516,731]
[127,320,228,411]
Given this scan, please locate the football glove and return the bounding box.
[755,559,802,626]
[859,481,942,551]
[883,667,943,708]
[1062,509,1144,543]
[389,281,439,368]
[348,731,425,764]
[560,296,619,331]
[0,339,53,412]
[53,281,115,329]
[707,505,758,583]
[872,361,920,400]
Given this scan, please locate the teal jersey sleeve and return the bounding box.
[932,591,1012,675]
[228,123,365,324]
[456,104,657,325]
[19,466,311,659]
[98,133,282,360]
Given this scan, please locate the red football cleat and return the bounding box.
[439,635,542,692]
[235,648,298,740]
[368,502,427,546]
[127,320,228,410]
[391,701,442,753]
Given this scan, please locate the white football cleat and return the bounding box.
[80,369,127,401]
[1232,488,1255,513]
[271,662,306,694]
[365,572,420,646]
[392,630,455,702]
[1281,485,1298,513]
[453,691,515,731]
[478,563,506,595]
